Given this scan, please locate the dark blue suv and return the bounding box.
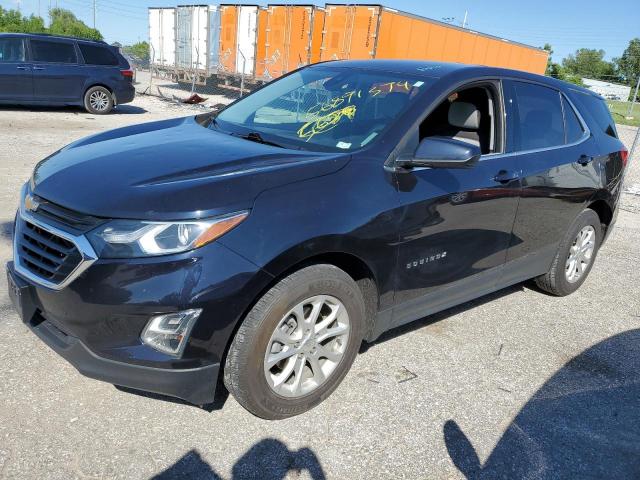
[6,60,628,419]
[0,33,134,114]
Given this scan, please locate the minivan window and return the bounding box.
[0,37,25,62]
[215,67,431,152]
[562,96,585,144]
[569,90,618,138]
[30,40,77,64]
[79,44,118,66]
[512,82,564,151]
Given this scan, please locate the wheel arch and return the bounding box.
[586,197,614,228]
[217,249,382,383]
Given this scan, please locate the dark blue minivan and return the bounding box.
[0,33,134,114]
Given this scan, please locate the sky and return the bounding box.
[1,0,639,63]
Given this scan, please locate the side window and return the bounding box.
[79,44,118,66]
[568,90,618,138]
[561,96,585,144]
[419,84,501,155]
[0,37,25,62]
[30,40,77,64]
[512,82,564,151]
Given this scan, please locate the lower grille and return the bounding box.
[17,219,83,284]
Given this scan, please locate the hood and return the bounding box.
[31,116,349,220]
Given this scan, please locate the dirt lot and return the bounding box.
[0,95,639,479]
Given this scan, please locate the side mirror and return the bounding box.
[398,136,481,169]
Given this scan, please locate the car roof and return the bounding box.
[313,59,598,97]
[0,32,108,46]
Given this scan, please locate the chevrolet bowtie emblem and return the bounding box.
[24,194,40,212]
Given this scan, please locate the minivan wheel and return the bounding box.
[223,264,366,419]
[534,209,602,296]
[84,86,114,114]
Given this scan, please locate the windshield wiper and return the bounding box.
[231,131,285,149]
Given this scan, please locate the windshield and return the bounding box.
[215,67,432,152]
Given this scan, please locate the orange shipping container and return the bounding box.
[219,4,239,74]
[320,5,549,75]
[262,5,325,79]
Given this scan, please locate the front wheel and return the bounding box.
[535,209,602,296]
[84,86,114,114]
[223,265,366,419]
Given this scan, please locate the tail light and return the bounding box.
[120,69,134,79]
[621,149,629,168]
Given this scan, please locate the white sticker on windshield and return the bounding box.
[336,142,352,149]
[413,81,424,87]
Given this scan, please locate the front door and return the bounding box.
[392,81,521,327]
[0,36,33,101]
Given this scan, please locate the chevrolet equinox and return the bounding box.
[7,61,628,419]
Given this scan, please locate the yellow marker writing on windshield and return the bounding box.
[298,105,357,142]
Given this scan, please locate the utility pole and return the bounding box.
[627,75,640,118]
[93,0,97,29]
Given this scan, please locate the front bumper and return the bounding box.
[7,262,219,404]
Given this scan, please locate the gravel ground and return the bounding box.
[0,95,639,480]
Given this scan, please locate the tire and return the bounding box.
[535,209,602,296]
[84,86,114,114]
[224,264,366,419]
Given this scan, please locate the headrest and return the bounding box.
[448,102,481,130]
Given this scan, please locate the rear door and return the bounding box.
[29,38,86,103]
[501,80,601,285]
[0,36,33,101]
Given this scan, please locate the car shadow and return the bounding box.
[0,104,147,115]
[443,328,640,479]
[0,221,14,247]
[115,376,230,412]
[151,440,326,480]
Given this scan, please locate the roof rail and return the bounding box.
[12,32,107,44]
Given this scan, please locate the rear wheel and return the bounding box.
[84,86,114,114]
[535,209,602,296]
[223,264,365,419]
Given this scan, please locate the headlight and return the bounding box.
[87,211,248,258]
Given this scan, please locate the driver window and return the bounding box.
[419,85,501,155]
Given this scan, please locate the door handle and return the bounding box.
[16,65,30,70]
[493,170,519,184]
[33,66,45,71]
[577,155,594,166]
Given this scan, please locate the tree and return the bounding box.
[48,8,102,41]
[0,7,46,33]
[613,38,640,99]
[0,7,101,41]
[562,48,616,81]
[542,43,584,87]
[123,41,149,62]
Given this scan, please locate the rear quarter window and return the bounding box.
[568,90,618,138]
[79,44,119,66]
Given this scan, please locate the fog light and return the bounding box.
[141,309,202,356]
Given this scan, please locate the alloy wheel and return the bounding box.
[89,90,110,112]
[565,225,596,283]
[263,295,350,398]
